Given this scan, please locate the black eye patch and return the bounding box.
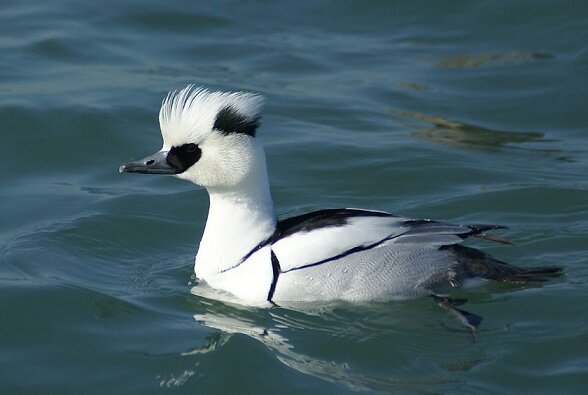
[166,143,202,172]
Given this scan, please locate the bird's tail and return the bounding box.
[445,244,563,283]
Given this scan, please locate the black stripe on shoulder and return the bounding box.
[272,208,393,242]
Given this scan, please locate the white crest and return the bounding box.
[158,85,264,148]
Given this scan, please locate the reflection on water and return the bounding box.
[397,80,431,91]
[182,285,484,392]
[187,285,383,391]
[391,108,555,150]
[185,302,412,391]
[434,51,553,68]
[191,309,378,391]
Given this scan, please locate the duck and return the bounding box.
[120,85,561,311]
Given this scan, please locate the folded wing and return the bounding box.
[270,208,502,273]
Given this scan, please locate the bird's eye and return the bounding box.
[166,143,202,172]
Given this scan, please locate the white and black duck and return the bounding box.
[120,86,561,329]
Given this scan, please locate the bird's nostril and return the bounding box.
[146,159,155,166]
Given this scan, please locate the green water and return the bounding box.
[1,1,587,393]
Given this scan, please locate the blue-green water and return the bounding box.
[2,1,587,393]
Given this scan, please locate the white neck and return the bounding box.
[194,156,276,280]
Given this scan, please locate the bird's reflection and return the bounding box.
[184,284,470,392]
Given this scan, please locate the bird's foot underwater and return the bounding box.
[431,295,483,342]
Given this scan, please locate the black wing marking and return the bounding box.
[271,208,395,242]
[232,209,514,276]
[231,209,401,272]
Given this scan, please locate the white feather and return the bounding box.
[159,85,263,149]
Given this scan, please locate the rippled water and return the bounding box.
[2,1,587,393]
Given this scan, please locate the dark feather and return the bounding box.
[213,105,260,137]
[271,208,392,242]
[444,244,563,283]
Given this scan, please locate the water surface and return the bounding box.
[1,1,587,393]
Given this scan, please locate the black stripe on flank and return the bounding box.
[267,250,281,302]
[213,106,260,137]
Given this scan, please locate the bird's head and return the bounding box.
[120,85,265,190]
